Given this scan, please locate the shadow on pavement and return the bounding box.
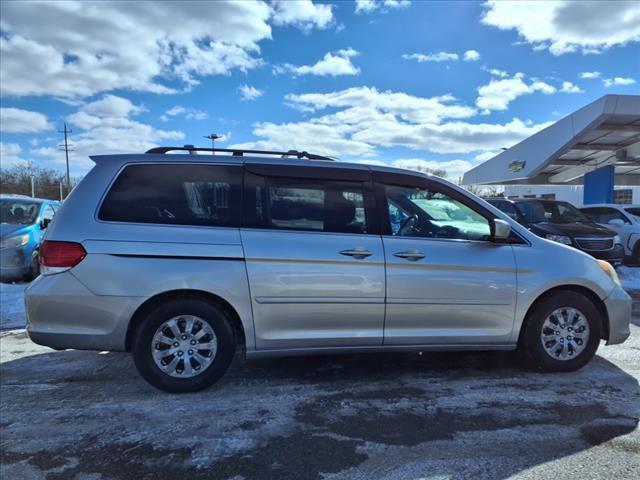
[1,346,638,480]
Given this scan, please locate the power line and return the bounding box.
[58,123,73,195]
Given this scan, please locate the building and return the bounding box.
[503,185,640,206]
[462,94,640,205]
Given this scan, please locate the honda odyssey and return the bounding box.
[25,146,631,392]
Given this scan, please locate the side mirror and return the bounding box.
[492,218,511,242]
[40,218,51,229]
[608,218,625,226]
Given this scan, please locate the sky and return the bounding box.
[0,0,639,181]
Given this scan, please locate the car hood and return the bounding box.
[0,223,32,239]
[530,222,615,238]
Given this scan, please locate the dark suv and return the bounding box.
[487,198,624,264]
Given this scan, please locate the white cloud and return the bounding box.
[391,158,477,179]
[0,142,28,167]
[560,81,583,93]
[270,0,333,31]
[463,50,481,61]
[285,86,476,123]
[0,108,51,133]
[274,48,360,76]
[603,76,636,87]
[355,0,411,14]
[482,0,640,55]
[580,71,601,79]
[239,84,264,101]
[476,73,557,111]
[160,105,208,121]
[231,86,551,159]
[33,95,184,172]
[487,68,509,78]
[0,1,334,98]
[403,52,459,63]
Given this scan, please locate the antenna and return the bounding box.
[58,123,73,195]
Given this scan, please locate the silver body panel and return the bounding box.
[382,237,516,345]
[241,229,385,349]
[25,154,631,356]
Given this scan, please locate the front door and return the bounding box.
[376,173,517,346]
[241,167,385,350]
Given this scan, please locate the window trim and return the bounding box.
[95,161,244,229]
[241,170,381,235]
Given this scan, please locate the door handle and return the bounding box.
[394,249,425,261]
[340,247,373,259]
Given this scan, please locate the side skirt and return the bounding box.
[245,343,517,360]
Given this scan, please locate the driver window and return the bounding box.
[385,185,491,241]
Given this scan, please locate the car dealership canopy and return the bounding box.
[462,95,640,198]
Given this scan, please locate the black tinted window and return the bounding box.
[99,164,241,227]
[249,177,369,234]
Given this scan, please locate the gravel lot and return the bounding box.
[1,294,639,480]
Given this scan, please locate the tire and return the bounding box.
[132,298,236,393]
[23,252,40,282]
[520,291,602,372]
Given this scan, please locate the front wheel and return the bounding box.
[520,291,602,372]
[132,298,236,393]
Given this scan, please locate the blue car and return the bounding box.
[0,195,61,281]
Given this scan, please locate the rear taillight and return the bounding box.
[40,240,87,275]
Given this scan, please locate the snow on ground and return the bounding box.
[0,281,28,330]
[618,266,640,292]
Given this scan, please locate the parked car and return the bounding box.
[579,204,640,265]
[25,147,631,392]
[487,198,625,265]
[0,195,60,281]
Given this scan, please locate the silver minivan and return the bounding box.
[25,146,632,392]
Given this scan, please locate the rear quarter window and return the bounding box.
[98,164,242,227]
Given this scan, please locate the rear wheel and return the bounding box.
[132,298,236,393]
[520,291,602,372]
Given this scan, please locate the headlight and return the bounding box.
[613,235,621,245]
[545,234,572,245]
[0,234,29,249]
[597,260,621,287]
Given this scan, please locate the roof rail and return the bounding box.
[145,145,335,161]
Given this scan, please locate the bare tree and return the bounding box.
[0,161,69,200]
[463,184,504,198]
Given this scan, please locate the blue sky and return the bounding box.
[1,0,638,180]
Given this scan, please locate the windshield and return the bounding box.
[0,199,40,225]
[516,200,591,224]
[624,207,640,220]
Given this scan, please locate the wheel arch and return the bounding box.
[517,285,610,344]
[125,289,247,353]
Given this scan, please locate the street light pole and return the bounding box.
[204,133,222,155]
[30,175,35,197]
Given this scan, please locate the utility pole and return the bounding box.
[204,133,222,155]
[58,123,73,196]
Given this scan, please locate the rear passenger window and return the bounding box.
[99,164,241,227]
[249,177,369,234]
